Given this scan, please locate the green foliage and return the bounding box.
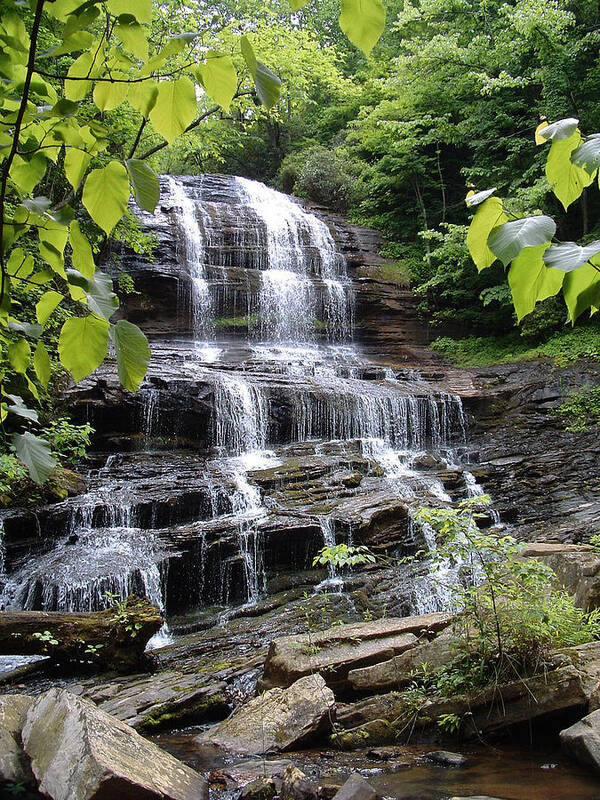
[44,418,93,465]
[312,544,376,569]
[432,324,600,366]
[556,385,600,431]
[0,453,28,503]
[293,147,352,212]
[415,498,600,686]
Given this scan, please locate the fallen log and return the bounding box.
[0,596,162,672]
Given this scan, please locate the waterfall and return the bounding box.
[167,176,214,337]
[0,174,500,636]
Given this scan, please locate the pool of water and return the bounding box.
[150,731,600,800]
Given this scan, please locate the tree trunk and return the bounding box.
[0,596,162,672]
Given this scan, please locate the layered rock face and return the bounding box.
[0,174,488,633]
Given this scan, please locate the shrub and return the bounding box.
[293,147,352,212]
[556,385,600,432]
[44,419,94,466]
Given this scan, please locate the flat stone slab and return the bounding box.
[260,614,452,691]
[561,708,600,773]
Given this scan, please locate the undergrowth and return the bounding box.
[432,325,600,367]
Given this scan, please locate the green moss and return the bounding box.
[432,324,600,367]
[214,314,260,329]
[556,385,600,431]
[141,692,229,731]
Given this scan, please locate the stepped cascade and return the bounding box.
[0,175,496,639]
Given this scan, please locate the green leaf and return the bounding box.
[290,0,309,8]
[240,35,257,76]
[149,78,197,145]
[67,269,119,320]
[465,188,497,207]
[254,62,281,110]
[6,394,38,423]
[571,134,600,176]
[35,290,63,325]
[59,315,109,382]
[107,0,152,23]
[508,244,564,322]
[115,18,148,61]
[82,161,130,235]
[8,321,42,338]
[543,241,600,273]
[197,55,237,111]
[8,337,30,374]
[38,222,69,277]
[111,319,150,392]
[9,152,47,194]
[466,196,508,271]
[33,341,52,389]
[65,51,100,101]
[126,159,159,213]
[339,0,385,56]
[536,117,579,142]
[43,30,94,57]
[127,79,158,117]
[6,248,33,279]
[12,432,56,485]
[546,131,595,211]
[69,219,95,278]
[64,148,91,192]
[93,78,128,111]
[563,260,600,323]
[488,215,556,267]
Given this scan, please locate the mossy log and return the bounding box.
[0,596,162,672]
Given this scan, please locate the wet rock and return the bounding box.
[332,773,380,800]
[260,614,452,692]
[367,746,406,760]
[348,627,455,693]
[211,759,292,791]
[280,764,317,800]
[0,694,35,785]
[21,687,207,800]
[74,668,229,731]
[424,750,468,768]
[560,709,600,773]
[239,776,277,800]
[199,674,335,755]
[522,543,600,611]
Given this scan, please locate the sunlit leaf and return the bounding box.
[546,131,594,211]
[571,134,600,176]
[35,290,63,325]
[126,159,159,213]
[82,160,130,234]
[59,314,109,382]
[508,244,564,322]
[197,54,237,111]
[7,337,30,374]
[563,259,600,323]
[128,79,158,117]
[488,216,556,267]
[149,78,197,145]
[111,319,150,392]
[339,0,385,56]
[33,341,52,389]
[537,117,579,143]
[466,196,507,271]
[543,241,600,273]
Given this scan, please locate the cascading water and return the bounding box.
[0,174,498,639]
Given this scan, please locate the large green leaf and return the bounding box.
[543,241,600,273]
[111,319,150,392]
[69,219,95,278]
[254,62,281,110]
[562,260,600,323]
[65,51,100,101]
[107,0,152,23]
[149,78,197,145]
[8,337,30,374]
[115,18,148,61]
[126,159,159,213]
[339,0,385,56]
[465,187,497,207]
[466,196,508,271]
[59,314,109,382]
[508,245,564,322]
[82,161,130,235]
[9,152,47,194]
[536,117,579,142]
[64,147,91,191]
[93,78,128,111]
[12,432,56,484]
[35,290,63,325]
[33,341,51,389]
[128,79,158,117]
[197,55,237,111]
[546,131,595,211]
[67,269,119,320]
[38,221,68,277]
[240,35,258,76]
[488,216,556,267]
[571,134,600,176]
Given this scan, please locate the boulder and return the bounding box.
[210,760,292,792]
[21,687,207,800]
[332,774,380,800]
[0,694,34,785]
[560,709,600,773]
[280,764,317,800]
[348,627,455,693]
[522,543,600,611]
[260,614,453,692]
[200,674,335,755]
[424,750,467,768]
[239,777,277,800]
